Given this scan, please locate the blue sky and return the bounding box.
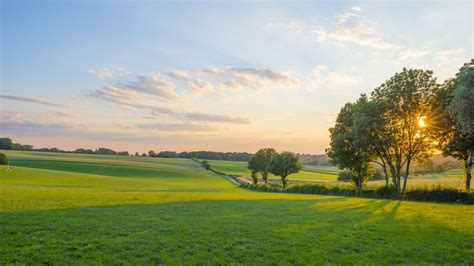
[1,0,472,153]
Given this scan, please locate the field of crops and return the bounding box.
[1,151,473,264]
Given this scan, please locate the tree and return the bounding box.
[267,151,302,188]
[201,160,211,170]
[0,153,8,165]
[0,138,13,150]
[250,171,259,185]
[367,68,438,194]
[148,150,155,157]
[432,61,474,191]
[135,152,140,157]
[327,102,374,191]
[247,148,277,184]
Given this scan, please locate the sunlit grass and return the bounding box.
[1,151,473,264]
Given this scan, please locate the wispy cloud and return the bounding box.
[135,122,217,132]
[186,79,213,95]
[307,65,362,92]
[182,112,251,124]
[312,6,400,50]
[89,67,132,79]
[168,70,189,80]
[120,75,179,100]
[0,95,66,107]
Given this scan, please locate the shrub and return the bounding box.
[0,153,8,165]
[337,171,352,182]
[369,169,385,181]
[201,160,211,170]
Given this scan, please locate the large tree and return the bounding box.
[267,151,302,188]
[432,61,474,190]
[327,101,374,191]
[368,68,438,194]
[247,148,277,184]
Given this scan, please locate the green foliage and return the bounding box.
[250,171,258,185]
[432,60,474,191]
[267,151,302,188]
[0,153,8,165]
[327,99,373,190]
[337,170,352,182]
[0,138,13,150]
[369,169,385,181]
[201,160,211,170]
[247,148,277,183]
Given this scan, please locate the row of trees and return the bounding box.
[146,150,254,161]
[247,148,302,188]
[327,60,473,194]
[0,138,130,156]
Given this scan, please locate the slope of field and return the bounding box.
[208,159,338,181]
[1,151,473,264]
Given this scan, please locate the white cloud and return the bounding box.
[168,70,189,80]
[121,75,179,100]
[0,95,66,107]
[135,122,217,132]
[307,65,362,91]
[88,67,131,79]
[186,79,214,95]
[320,7,401,50]
[434,49,465,64]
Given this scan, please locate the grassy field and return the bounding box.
[208,159,339,181]
[1,151,473,264]
[209,159,467,189]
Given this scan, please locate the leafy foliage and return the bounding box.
[0,153,8,165]
[248,148,277,183]
[267,151,302,188]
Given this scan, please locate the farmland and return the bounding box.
[1,151,473,264]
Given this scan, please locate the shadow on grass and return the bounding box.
[0,198,472,265]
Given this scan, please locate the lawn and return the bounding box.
[1,151,473,264]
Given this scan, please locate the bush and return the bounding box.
[337,171,352,182]
[237,177,472,204]
[369,169,385,181]
[201,160,211,170]
[0,153,8,165]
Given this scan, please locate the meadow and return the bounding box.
[208,159,467,189]
[208,159,339,181]
[1,151,473,264]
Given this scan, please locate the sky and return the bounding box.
[1,0,473,154]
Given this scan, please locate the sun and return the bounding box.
[418,116,427,127]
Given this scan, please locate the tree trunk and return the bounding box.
[281,176,288,188]
[402,159,411,194]
[465,155,472,191]
[262,172,268,184]
[382,164,389,187]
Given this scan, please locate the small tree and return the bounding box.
[0,153,8,165]
[267,152,302,188]
[201,160,211,170]
[248,148,277,184]
[250,171,259,185]
[0,138,13,150]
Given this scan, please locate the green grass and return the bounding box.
[208,159,338,181]
[1,151,473,264]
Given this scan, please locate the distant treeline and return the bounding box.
[0,138,130,156]
[147,150,253,161]
[0,137,333,164]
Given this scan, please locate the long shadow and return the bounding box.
[1,199,472,265]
